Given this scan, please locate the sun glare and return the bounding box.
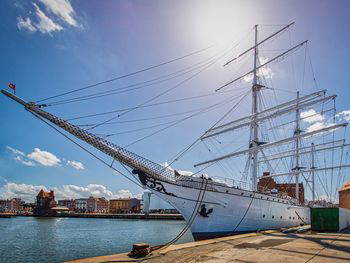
[192,1,254,47]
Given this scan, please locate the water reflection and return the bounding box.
[0,217,193,263]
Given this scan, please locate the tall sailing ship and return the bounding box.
[3,23,350,240]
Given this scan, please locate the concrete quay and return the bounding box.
[53,213,183,220]
[67,228,350,263]
[0,213,17,218]
[16,213,184,220]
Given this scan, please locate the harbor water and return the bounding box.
[0,216,193,263]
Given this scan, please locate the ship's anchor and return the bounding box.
[198,204,213,217]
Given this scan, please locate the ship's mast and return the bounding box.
[311,142,316,203]
[294,91,301,204]
[251,24,259,191]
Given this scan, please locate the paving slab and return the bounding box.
[66,229,350,263]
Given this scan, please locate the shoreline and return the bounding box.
[0,213,184,220]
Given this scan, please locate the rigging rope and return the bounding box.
[162,89,251,171]
[123,91,248,148]
[75,107,220,126]
[67,87,246,122]
[29,111,144,189]
[102,120,179,137]
[35,45,214,103]
[43,50,224,106]
[86,47,234,131]
[160,178,209,248]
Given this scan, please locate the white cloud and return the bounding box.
[16,0,80,35]
[305,121,329,133]
[301,109,325,123]
[14,156,35,167]
[6,146,35,166]
[0,182,141,202]
[244,57,274,83]
[54,185,141,200]
[33,3,63,34]
[6,146,84,169]
[161,162,194,176]
[17,16,37,32]
[336,110,350,122]
[0,182,47,202]
[39,0,78,27]
[6,146,25,156]
[67,160,84,170]
[302,109,350,133]
[27,148,61,166]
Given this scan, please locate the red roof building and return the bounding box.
[258,172,305,204]
[34,189,56,216]
[339,179,350,209]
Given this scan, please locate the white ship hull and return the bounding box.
[140,175,310,240]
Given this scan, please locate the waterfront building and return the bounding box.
[34,189,56,216]
[23,203,35,214]
[0,198,24,213]
[0,200,7,212]
[87,196,98,212]
[57,199,76,211]
[86,196,109,213]
[11,198,25,212]
[142,191,152,214]
[109,199,128,213]
[75,198,88,212]
[257,172,305,203]
[339,179,350,209]
[129,198,141,213]
[96,197,109,213]
[51,206,69,215]
[142,191,178,214]
[109,198,141,214]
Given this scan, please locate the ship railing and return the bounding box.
[211,176,252,191]
[174,175,252,191]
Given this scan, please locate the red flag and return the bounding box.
[8,82,16,94]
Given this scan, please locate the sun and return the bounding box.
[191,1,255,47]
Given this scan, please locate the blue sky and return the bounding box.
[0,0,349,202]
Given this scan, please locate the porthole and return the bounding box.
[289,217,291,219]
[272,198,275,201]
[293,217,295,220]
[280,216,282,219]
[267,198,269,200]
[272,216,274,219]
[260,196,263,199]
[226,190,229,193]
[263,214,265,218]
[250,194,253,197]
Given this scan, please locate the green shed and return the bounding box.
[311,207,350,232]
